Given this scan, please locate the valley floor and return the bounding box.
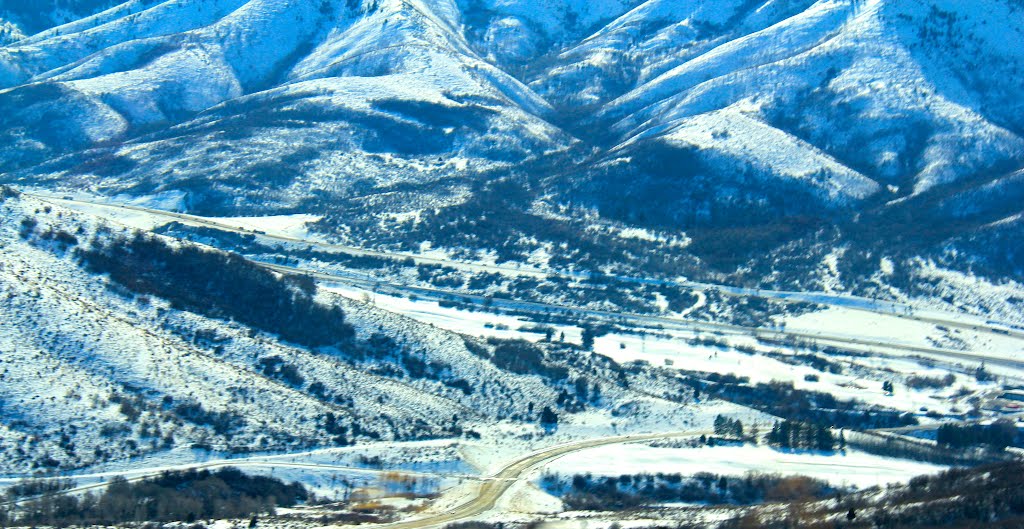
[2,190,1023,528]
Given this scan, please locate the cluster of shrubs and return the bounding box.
[549,471,835,510]
[0,467,306,527]
[936,420,1019,451]
[173,401,244,437]
[904,373,956,389]
[2,479,76,502]
[686,378,917,430]
[845,431,1010,466]
[764,352,845,374]
[724,461,1024,529]
[873,461,1024,528]
[477,338,568,380]
[257,356,306,387]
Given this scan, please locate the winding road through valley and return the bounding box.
[0,430,709,527]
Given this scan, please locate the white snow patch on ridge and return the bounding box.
[659,104,879,201]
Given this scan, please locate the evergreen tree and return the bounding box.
[540,406,559,427]
[581,326,596,350]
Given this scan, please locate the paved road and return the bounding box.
[29,193,1024,342]
[257,262,1024,373]
[360,430,707,529]
[872,411,1024,434]
[0,430,706,523]
[0,459,470,509]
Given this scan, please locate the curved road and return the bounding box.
[362,430,706,529]
[0,431,706,523]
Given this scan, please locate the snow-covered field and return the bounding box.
[32,193,323,241]
[784,307,1024,368]
[542,443,947,489]
[322,281,1007,421]
[325,282,584,345]
[593,328,1004,418]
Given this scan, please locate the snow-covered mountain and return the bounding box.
[1,0,1022,283]
[3,0,1024,482]
[0,0,571,211]
[560,0,1024,225]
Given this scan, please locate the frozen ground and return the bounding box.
[325,283,584,345]
[322,281,1007,421]
[784,307,1024,367]
[592,328,1004,418]
[201,214,322,240]
[32,193,322,240]
[542,443,947,490]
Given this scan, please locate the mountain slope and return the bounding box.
[0,189,561,472]
[0,0,571,211]
[0,0,130,41]
[583,0,1024,198]
[1,187,719,474]
[0,0,1023,288]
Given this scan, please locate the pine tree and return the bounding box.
[539,406,558,427]
[581,326,595,350]
[714,415,727,436]
[768,422,781,446]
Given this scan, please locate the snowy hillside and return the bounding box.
[594,0,1024,194]
[0,0,1022,290]
[0,0,127,39]
[2,186,741,475]
[0,0,571,211]
[0,189,585,473]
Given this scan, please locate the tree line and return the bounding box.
[79,232,355,349]
[937,420,1019,451]
[548,471,837,510]
[0,467,307,527]
[722,460,1024,529]
[766,420,842,451]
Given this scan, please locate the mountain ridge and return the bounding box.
[1,0,1022,290]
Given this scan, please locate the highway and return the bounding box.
[28,192,1024,342]
[871,410,1024,435]
[256,261,1024,373]
[0,459,465,509]
[24,192,1023,371]
[0,456,479,509]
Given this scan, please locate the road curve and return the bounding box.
[0,431,705,520]
[357,430,707,529]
